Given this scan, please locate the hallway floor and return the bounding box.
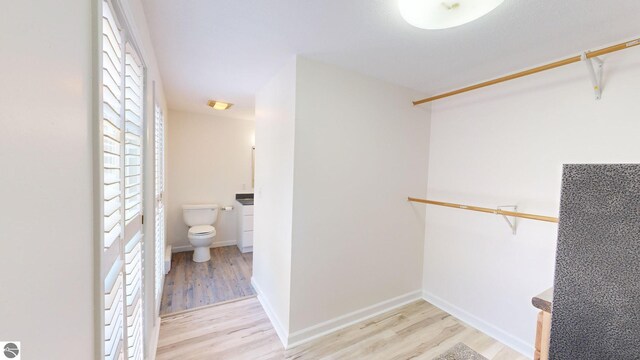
[160,246,255,315]
[156,296,528,360]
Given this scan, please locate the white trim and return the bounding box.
[164,245,171,275]
[287,290,422,348]
[251,278,289,347]
[171,240,237,253]
[146,317,161,360]
[213,240,238,247]
[171,245,191,253]
[422,291,533,359]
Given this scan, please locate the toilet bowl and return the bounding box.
[183,204,219,263]
[188,225,216,262]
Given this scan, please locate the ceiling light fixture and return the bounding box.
[399,0,504,30]
[207,100,233,110]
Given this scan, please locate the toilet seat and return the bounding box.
[189,225,216,236]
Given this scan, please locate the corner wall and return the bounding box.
[167,110,255,251]
[288,58,430,338]
[423,47,640,356]
[252,57,298,341]
[253,57,430,346]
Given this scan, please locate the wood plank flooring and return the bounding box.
[160,246,255,315]
[156,296,529,360]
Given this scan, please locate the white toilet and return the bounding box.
[182,204,219,262]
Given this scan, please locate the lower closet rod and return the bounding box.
[408,197,559,223]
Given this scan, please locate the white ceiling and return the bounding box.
[142,0,640,120]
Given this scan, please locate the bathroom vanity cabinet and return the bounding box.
[236,195,254,253]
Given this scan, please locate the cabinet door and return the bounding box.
[242,231,254,247]
[243,205,254,216]
[243,215,254,231]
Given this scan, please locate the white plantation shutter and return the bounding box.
[102,2,125,359]
[154,105,165,311]
[123,45,144,360]
[124,48,143,224]
[101,1,145,359]
[104,260,125,360]
[125,234,143,360]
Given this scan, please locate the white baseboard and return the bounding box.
[251,278,289,347]
[171,244,192,253]
[171,240,238,253]
[146,316,161,360]
[422,291,533,359]
[215,240,238,247]
[250,282,422,349]
[287,290,423,349]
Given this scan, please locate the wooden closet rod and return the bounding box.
[413,37,640,105]
[408,197,559,223]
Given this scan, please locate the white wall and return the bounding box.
[0,1,93,358]
[288,58,430,336]
[253,57,430,345]
[252,57,298,341]
[423,48,640,356]
[167,110,255,251]
[0,1,168,358]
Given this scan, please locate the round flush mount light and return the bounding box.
[399,0,504,30]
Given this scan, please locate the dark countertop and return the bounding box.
[532,287,553,313]
[235,193,254,206]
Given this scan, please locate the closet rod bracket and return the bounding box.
[582,52,604,100]
[497,205,518,235]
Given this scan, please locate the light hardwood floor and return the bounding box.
[160,246,255,315]
[157,296,528,360]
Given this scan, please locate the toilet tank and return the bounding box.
[182,204,219,227]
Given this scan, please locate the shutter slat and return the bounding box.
[125,111,142,126]
[125,176,141,188]
[126,133,141,145]
[125,121,142,136]
[104,224,121,249]
[103,71,122,100]
[104,210,122,233]
[125,84,142,100]
[104,124,121,146]
[125,74,143,90]
[104,197,121,217]
[104,183,121,200]
[104,107,121,131]
[125,56,141,76]
[104,168,120,185]
[103,86,121,114]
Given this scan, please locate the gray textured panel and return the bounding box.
[550,164,640,359]
[433,343,487,360]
